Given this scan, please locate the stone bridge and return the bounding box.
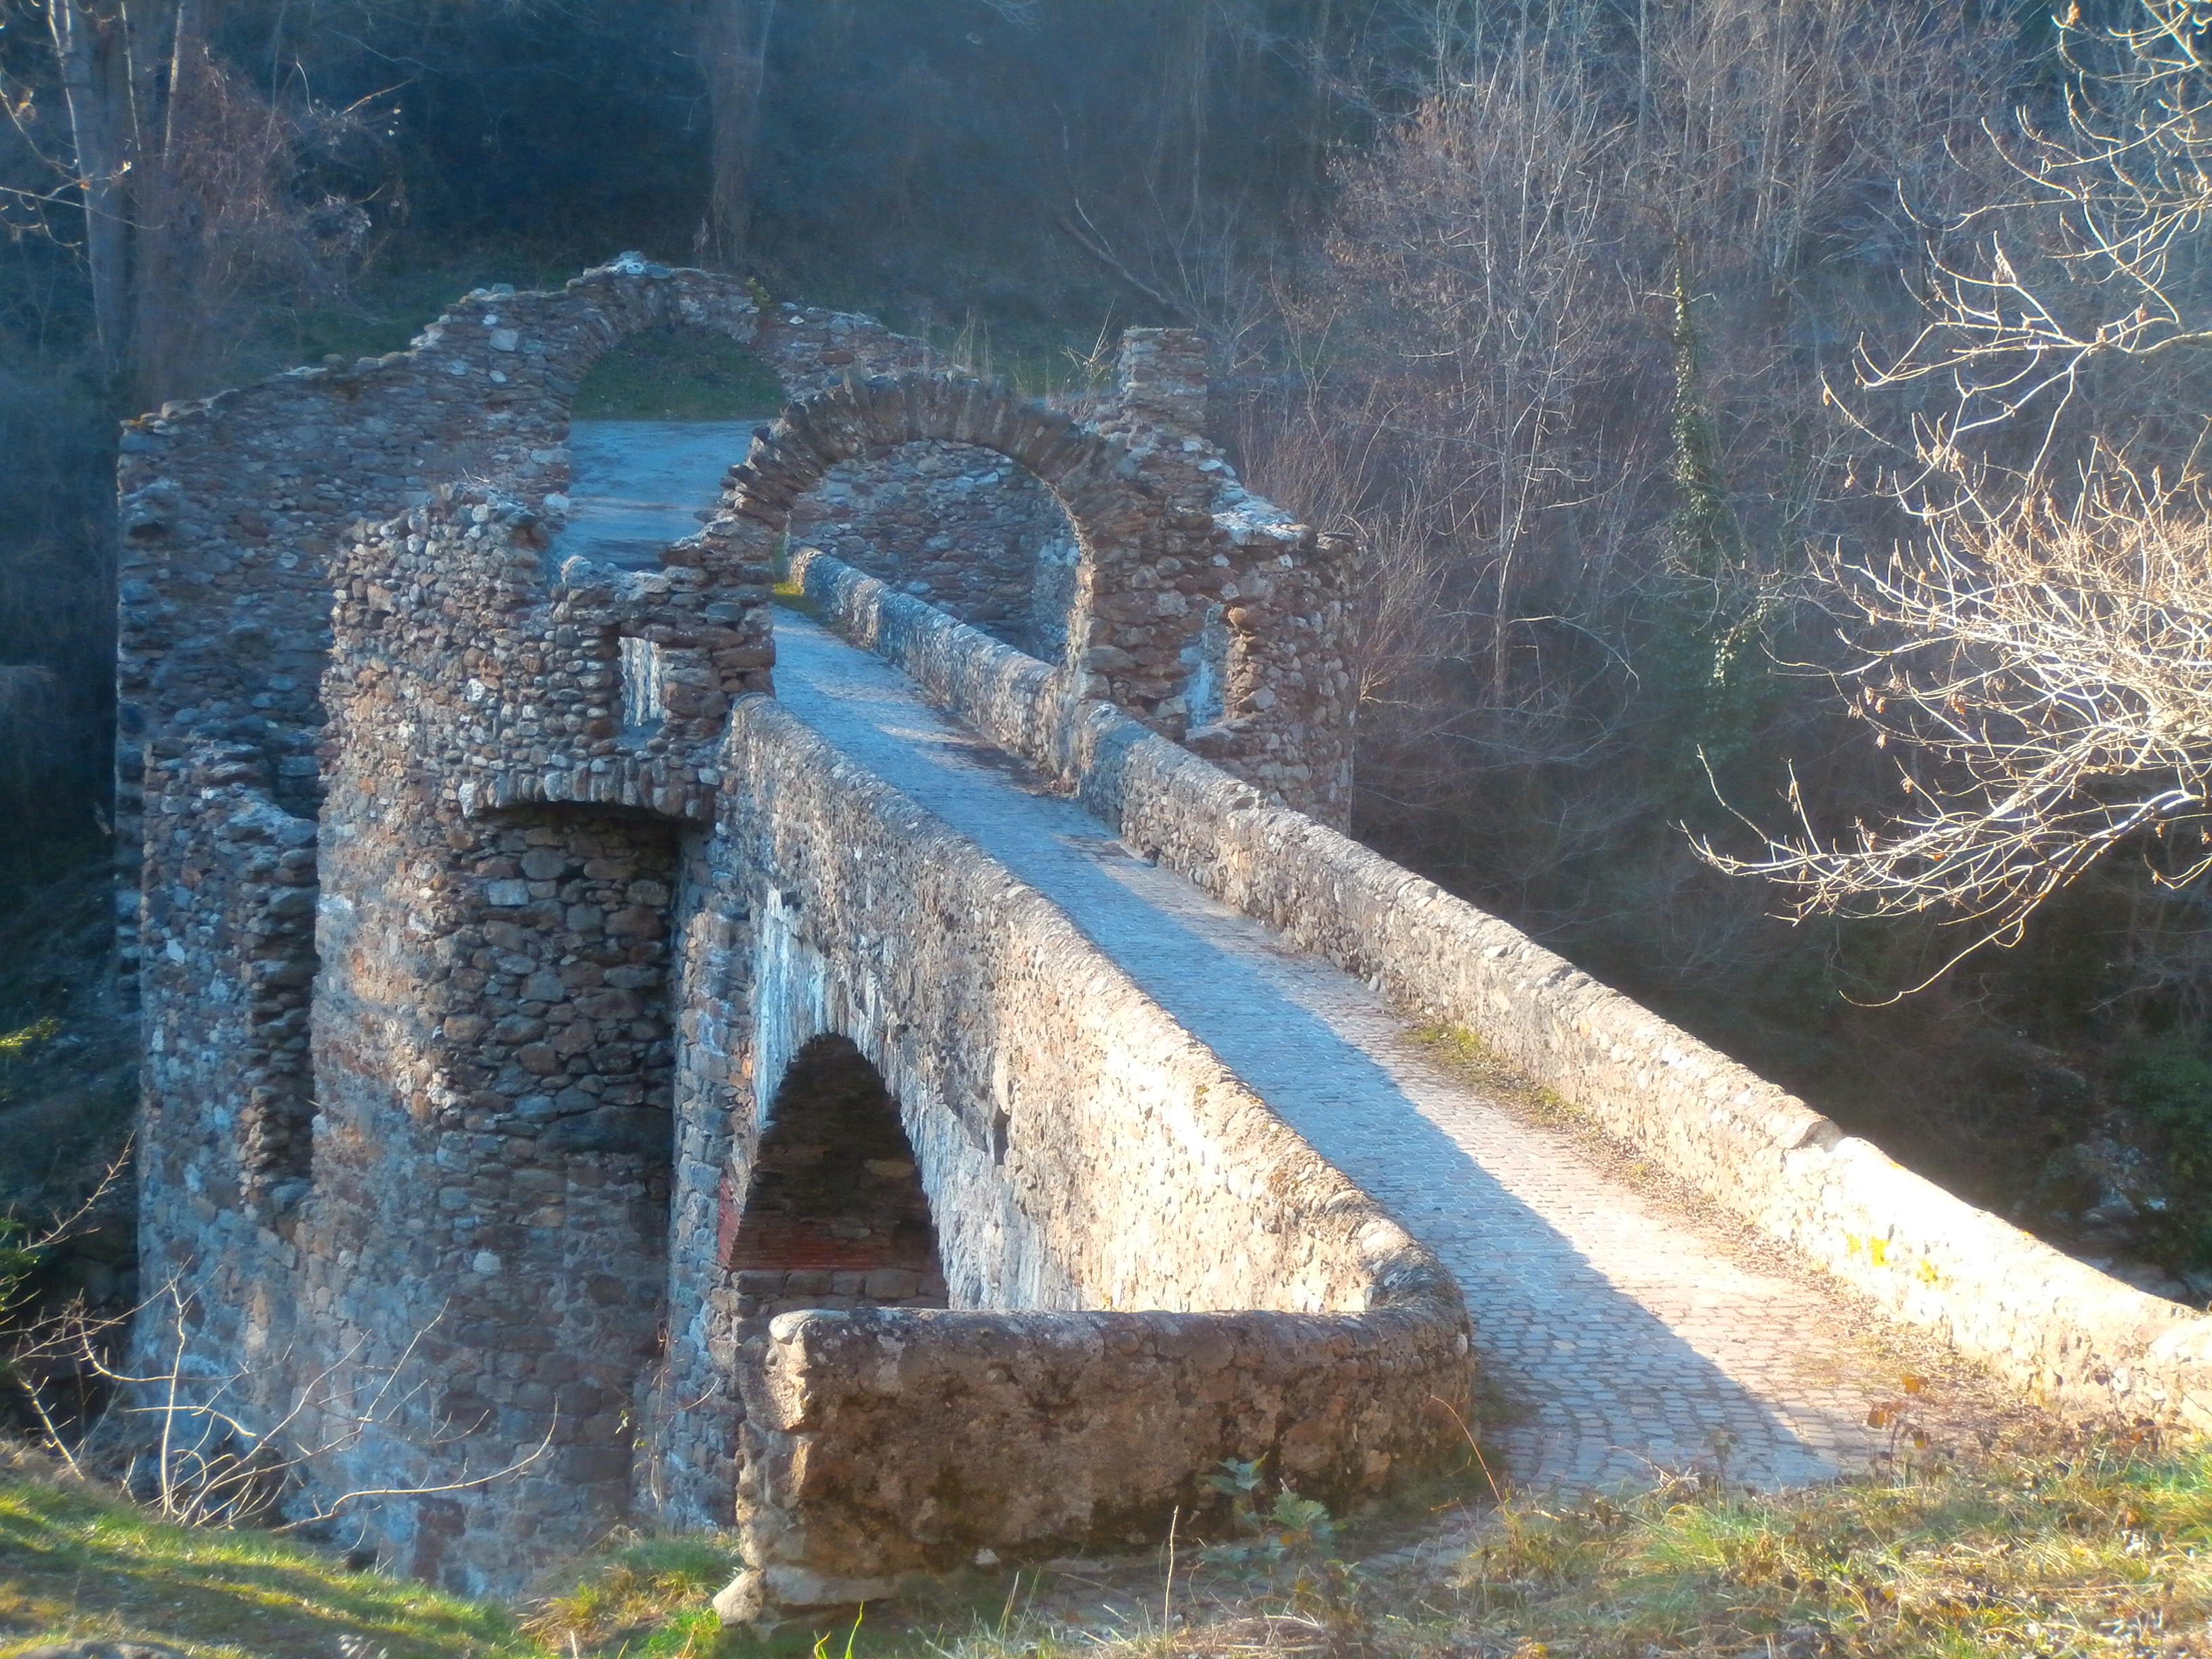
[121,260,2212,1610]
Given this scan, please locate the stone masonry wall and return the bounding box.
[115,260,937,989]
[302,485,719,1589]
[787,441,1078,657]
[126,259,1387,1601]
[725,344,1356,823]
[699,692,1467,1613]
[134,741,319,1388]
[794,545,2212,1433]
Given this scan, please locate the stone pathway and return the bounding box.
[558,421,767,567]
[766,612,1900,1494]
[562,428,1917,1496]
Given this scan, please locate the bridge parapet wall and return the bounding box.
[794,546,2212,1431]
[695,693,1467,1613]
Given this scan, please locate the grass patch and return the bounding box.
[0,1453,534,1659]
[18,1422,2212,1658]
[233,251,587,380]
[523,1536,739,1659]
[1415,1432,2212,1657]
[1412,1023,1578,1131]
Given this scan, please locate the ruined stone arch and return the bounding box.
[710,372,1163,680]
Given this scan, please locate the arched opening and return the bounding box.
[562,327,786,570]
[787,440,1082,661]
[727,1034,947,1319]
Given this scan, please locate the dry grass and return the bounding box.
[925,1431,2212,1658]
[521,1536,739,1659]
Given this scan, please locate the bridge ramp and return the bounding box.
[771,609,1895,1493]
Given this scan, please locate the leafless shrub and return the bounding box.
[1242,1,2004,960]
[9,1277,548,1532]
[1702,453,2212,977]
[1702,0,2212,987]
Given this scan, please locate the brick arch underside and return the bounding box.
[724,1033,949,1320]
[717,374,1162,674]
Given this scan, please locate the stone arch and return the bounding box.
[786,438,1084,659]
[726,1033,948,1320]
[710,373,1168,687]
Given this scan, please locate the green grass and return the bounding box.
[233,252,586,379]
[572,329,785,421]
[259,253,786,419]
[0,1454,535,1659]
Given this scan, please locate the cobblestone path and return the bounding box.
[769,613,1897,1494]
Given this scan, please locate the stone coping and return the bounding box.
[790,546,2212,1429]
[724,1303,1465,1616]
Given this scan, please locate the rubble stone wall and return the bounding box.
[731,340,1356,824]
[125,260,1385,1601]
[787,441,1078,657]
[792,545,2212,1432]
[703,693,1467,1610]
[134,741,318,1372]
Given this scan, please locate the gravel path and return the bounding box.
[768,611,1904,1494]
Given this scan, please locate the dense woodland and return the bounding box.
[5,0,2212,1296]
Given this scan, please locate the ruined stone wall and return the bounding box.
[134,741,318,1383]
[795,545,2212,1433]
[728,345,1356,823]
[295,485,729,1590]
[115,261,938,980]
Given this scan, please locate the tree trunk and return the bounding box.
[697,0,776,270]
[126,0,207,410]
[45,0,134,382]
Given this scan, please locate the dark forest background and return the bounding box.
[5,0,2210,1296]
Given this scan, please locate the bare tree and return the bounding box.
[694,0,778,272]
[1702,456,2212,960]
[1242,0,1999,963]
[5,0,372,407]
[1701,0,2212,977]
